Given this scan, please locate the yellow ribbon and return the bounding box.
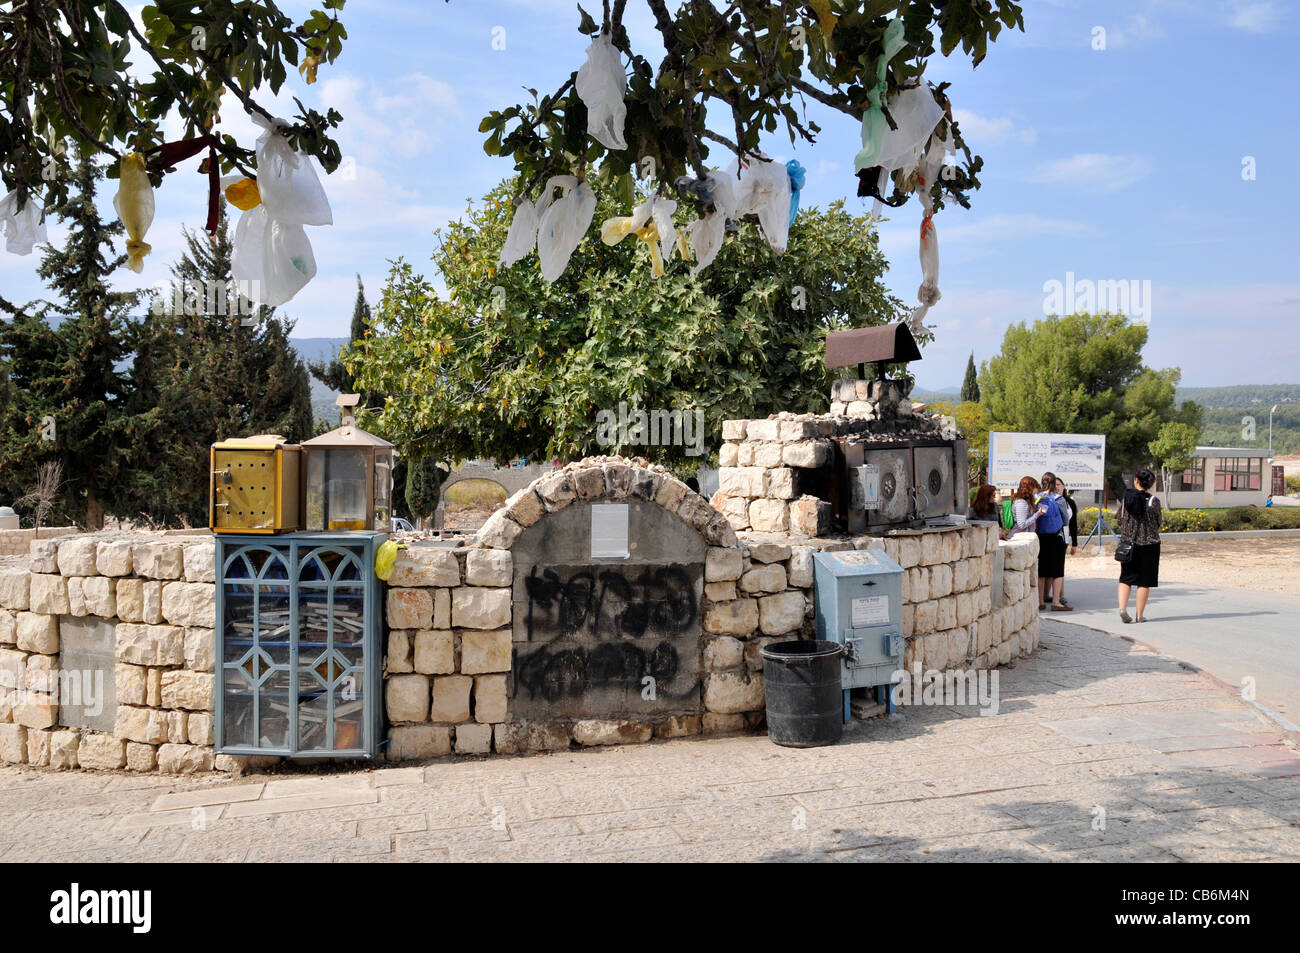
[225,177,261,211]
[600,214,667,277]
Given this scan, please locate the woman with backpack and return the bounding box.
[1034,471,1072,612]
[1008,476,1046,539]
[1117,469,1162,623]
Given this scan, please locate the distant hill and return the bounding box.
[1178,384,1300,455]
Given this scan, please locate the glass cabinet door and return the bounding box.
[220,544,293,751]
[296,543,368,754]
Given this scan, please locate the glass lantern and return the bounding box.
[301,395,394,532]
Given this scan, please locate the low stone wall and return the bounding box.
[0,462,1041,774]
[0,533,217,773]
[0,527,76,557]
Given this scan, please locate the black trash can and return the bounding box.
[760,640,844,748]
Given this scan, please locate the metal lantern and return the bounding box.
[301,395,394,532]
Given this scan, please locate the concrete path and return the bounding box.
[1,619,1298,862]
[1057,577,1300,725]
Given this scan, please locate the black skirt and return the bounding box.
[1037,532,1066,578]
[1119,542,1160,588]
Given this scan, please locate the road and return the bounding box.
[1054,577,1300,726]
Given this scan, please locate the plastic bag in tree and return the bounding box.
[0,189,48,255]
[853,17,907,172]
[735,159,791,254]
[252,113,332,226]
[222,175,262,211]
[785,159,806,227]
[600,195,677,277]
[536,177,595,282]
[575,32,628,151]
[687,173,737,275]
[873,85,946,176]
[499,197,540,267]
[231,205,317,307]
[113,153,155,273]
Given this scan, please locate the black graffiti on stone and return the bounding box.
[523,564,697,642]
[512,640,686,703]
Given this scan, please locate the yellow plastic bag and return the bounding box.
[223,176,262,211]
[375,540,405,581]
[113,153,154,273]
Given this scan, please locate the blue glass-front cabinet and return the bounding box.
[215,533,386,759]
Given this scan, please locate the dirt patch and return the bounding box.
[1065,535,1300,594]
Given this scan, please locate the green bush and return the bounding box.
[1074,503,1300,535]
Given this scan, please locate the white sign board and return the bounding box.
[987,431,1106,492]
[851,595,890,627]
[590,503,630,558]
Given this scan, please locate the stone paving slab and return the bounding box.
[0,618,1298,862]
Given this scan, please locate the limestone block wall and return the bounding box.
[0,533,218,773]
[0,527,75,557]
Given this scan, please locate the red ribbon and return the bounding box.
[144,135,223,240]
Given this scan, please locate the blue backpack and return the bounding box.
[1035,492,1064,534]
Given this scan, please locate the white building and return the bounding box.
[1165,446,1272,509]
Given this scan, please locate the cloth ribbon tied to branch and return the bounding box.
[786,159,806,227]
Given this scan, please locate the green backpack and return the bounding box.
[1000,498,1015,531]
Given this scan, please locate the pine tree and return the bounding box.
[309,274,371,402]
[961,352,981,404]
[0,154,141,528]
[124,209,313,524]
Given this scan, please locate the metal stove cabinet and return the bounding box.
[215,532,386,759]
[812,549,906,722]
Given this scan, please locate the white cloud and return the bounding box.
[1029,153,1152,193]
[1227,1,1284,32]
[953,109,1036,147]
[318,72,460,165]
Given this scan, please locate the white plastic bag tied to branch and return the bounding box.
[576,32,628,151]
[734,159,791,254]
[536,176,595,282]
[251,113,333,226]
[0,189,48,255]
[853,17,907,173]
[114,153,155,273]
[231,205,318,307]
[229,113,333,306]
[687,173,737,275]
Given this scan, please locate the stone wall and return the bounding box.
[0,534,218,773]
[0,527,76,557]
[0,460,1041,774]
[383,457,1040,760]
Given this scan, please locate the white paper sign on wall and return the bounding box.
[591,503,630,558]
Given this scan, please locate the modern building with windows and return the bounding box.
[1166,446,1272,509]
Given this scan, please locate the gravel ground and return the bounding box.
[1063,535,1300,595]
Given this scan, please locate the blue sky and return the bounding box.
[2,0,1297,390]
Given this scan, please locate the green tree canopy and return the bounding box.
[1,1,349,211]
[0,154,142,528]
[348,179,908,468]
[482,1,1024,219]
[1149,420,1199,505]
[979,313,1202,491]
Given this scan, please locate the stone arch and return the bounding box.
[473,457,741,726]
[441,461,562,497]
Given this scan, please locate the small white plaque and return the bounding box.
[851,595,890,627]
[590,503,630,558]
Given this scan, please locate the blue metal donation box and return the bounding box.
[812,549,905,720]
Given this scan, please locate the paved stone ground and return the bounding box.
[2,619,1298,862]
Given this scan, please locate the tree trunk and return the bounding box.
[86,490,104,531]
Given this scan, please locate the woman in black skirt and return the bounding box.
[1117,469,1162,623]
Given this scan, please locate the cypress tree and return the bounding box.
[405,454,442,527]
[961,352,981,404]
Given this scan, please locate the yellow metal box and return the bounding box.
[210,435,302,534]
